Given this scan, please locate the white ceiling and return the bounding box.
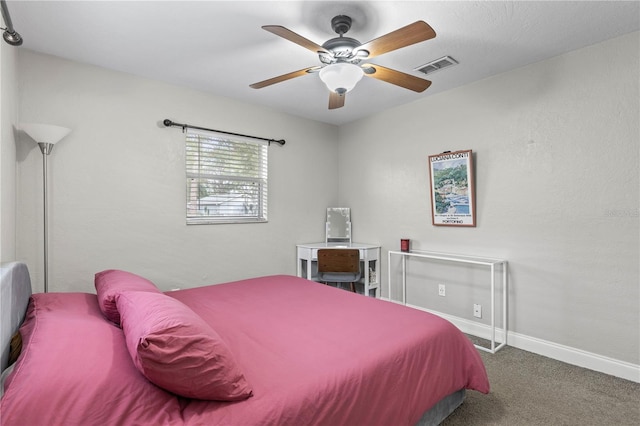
[6,1,640,126]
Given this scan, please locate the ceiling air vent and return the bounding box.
[414,56,458,76]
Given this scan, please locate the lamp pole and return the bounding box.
[39,142,54,293]
[21,123,71,293]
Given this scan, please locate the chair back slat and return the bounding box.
[317,249,360,274]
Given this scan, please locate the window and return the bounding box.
[186,129,268,224]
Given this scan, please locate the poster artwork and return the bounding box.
[428,150,476,227]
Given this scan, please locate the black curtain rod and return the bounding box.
[163,119,285,146]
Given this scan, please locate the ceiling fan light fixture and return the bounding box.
[319,63,364,94]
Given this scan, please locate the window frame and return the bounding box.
[185,129,268,225]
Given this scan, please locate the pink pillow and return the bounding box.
[116,291,253,401]
[95,269,161,325]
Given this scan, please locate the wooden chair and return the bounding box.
[317,249,361,292]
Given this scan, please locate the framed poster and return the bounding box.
[428,150,476,227]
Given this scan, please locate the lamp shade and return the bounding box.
[21,123,71,144]
[319,63,364,94]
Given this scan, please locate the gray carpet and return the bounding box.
[441,343,640,425]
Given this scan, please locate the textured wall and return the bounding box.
[0,41,18,262]
[338,32,639,364]
[16,51,339,292]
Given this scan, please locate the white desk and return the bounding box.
[388,250,508,353]
[296,243,381,297]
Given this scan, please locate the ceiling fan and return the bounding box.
[250,15,436,109]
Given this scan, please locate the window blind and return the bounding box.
[186,129,268,224]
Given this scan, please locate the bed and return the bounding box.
[0,262,489,425]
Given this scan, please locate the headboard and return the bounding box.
[0,262,32,371]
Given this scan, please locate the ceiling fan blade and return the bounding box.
[356,21,436,59]
[328,91,345,109]
[362,63,432,92]
[250,66,320,89]
[262,25,330,55]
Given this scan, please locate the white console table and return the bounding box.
[388,250,508,353]
[297,243,381,297]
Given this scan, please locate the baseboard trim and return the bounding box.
[403,303,640,383]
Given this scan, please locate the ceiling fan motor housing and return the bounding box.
[319,15,368,65]
[321,37,362,63]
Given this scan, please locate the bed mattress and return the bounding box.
[1,273,489,425]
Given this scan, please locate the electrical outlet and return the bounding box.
[473,304,482,318]
[438,284,446,297]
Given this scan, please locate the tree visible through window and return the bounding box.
[186,130,268,224]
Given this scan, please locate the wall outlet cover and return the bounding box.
[473,304,482,318]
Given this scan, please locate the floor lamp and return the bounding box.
[21,123,72,293]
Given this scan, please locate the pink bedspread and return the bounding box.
[171,275,489,425]
[1,274,488,425]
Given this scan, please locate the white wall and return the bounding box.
[16,51,339,292]
[0,40,18,262]
[339,32,639,366]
